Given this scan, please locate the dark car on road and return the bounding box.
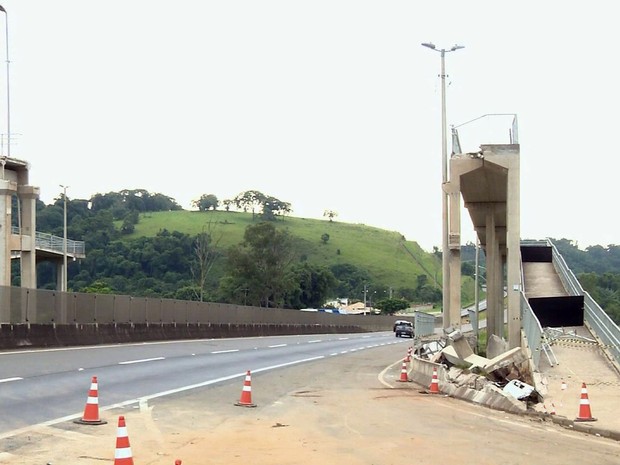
[394,321,414,338]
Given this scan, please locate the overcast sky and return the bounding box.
[1,1,617,251]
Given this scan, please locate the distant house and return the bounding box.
[344,301,367,315]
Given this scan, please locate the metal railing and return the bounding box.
[520,238,620,369]
[549,239,620,366]
[11,227,86,256]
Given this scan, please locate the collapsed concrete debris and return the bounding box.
[413,328,542,410]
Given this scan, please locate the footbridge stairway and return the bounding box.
[520,239,620,371]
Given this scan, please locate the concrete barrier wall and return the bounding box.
[0,322,375,350]
[0,286,399,349]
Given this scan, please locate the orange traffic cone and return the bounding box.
[549,403,557,415]
[575,382,597,422]
[175,460,182,465]
[74,376,107,425]
[397,359,409,382]
[114,416,134,465]
[235,370,257,407]
[405,347,412,362]
[429,367,440,394]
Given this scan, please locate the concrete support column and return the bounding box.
[17,186,40,289]
[486,208,497,340]
[448,188,462,329]
[0,180,16,323]
[0,180,16,287]
[494,252,505,339]
[506,155,521,348]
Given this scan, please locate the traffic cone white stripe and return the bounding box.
[87,396,99,404]
[115,448,132,459]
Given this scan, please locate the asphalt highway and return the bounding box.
[0,332,407,436]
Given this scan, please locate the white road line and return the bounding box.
[0,377,22,383]
[308,340,322,344]
[211,349,239,354]
[338,337,349,340]
[268,344,287,348]
[0,355,327,441]
[118,357,165,365]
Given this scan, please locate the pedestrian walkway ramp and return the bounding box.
[521,244,584,327]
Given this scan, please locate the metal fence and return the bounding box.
[521,292,543,368]
[0,285,396,331]
[549,239,620,366]
[11,227,86,256]
[520,239,620,369]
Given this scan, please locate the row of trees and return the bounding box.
[191,190,292,221]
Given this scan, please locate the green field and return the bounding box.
[123,210,477,305]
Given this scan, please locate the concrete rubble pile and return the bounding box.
[412,328,542,412]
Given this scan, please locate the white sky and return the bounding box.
[1,1,618,251]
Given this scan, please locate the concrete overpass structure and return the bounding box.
[0,157,85,291]
[444,136,522,352]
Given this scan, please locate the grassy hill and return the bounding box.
[123,210,476,305]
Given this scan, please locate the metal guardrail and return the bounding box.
[520,238,620,369]
[521,292,543,368]
[548,239,620,366]
[11,227,85,256]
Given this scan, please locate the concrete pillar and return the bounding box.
[17,185,40,289]
[494,251,505,339]
[0,180,16,323]
[486,207,497,341]
[448,188,462,329]
[506,151,521,348]
[0,179,17,287]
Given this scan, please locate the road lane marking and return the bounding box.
[268,344,287,348]
[211,349,239,354]
[0,377,22,383]
[308,340,322,343]
[118,357,165,365]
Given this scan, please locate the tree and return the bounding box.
[191,222,223,301]
[233,190,266,218]
[261,196,292,221]
[222,222,297,307]
[374,298,410,315]
[286,263,337,309]
[329,263,371,299]
[323,210,338,222]
[192,194,219,212]
[321,233,330,245]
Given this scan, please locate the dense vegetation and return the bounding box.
[29,189,446,313]
[24,189,620,321]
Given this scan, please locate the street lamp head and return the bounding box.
[450,44,465,52]
[421,42,436,50]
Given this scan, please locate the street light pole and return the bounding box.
[0,5,10,157]
[421,42,464,327]
[60,185,69,292]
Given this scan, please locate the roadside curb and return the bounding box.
[547,414,620,441]
[393,360,620,443]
